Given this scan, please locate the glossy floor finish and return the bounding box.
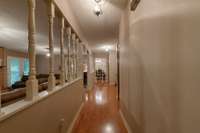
[72,83,127,133]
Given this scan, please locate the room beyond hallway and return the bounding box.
[71,84,127,133]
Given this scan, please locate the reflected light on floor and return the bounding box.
[103,123,115,133]
[95,90,105,105]
[85,93,89,101]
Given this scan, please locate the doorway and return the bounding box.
[95,58,108,84]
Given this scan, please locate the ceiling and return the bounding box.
[0,0,127,54]
[67,0,127,53]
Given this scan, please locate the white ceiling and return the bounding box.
[0,0,127,54]
[63,0,127,53]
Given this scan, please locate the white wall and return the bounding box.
[87,53,95,90]
[0,79,83,133]
[119,0,200,133]
[109,50,117,85]
[89,53,95,74]
[36,55,60,74]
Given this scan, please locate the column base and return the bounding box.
[67,75,71,82]
[60,72,65,85]
[0,96,3,116]
[26,78,38,101]
[0,111,4,116]
[48,74,56,91]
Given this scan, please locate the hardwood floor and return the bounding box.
[72,83,127,133]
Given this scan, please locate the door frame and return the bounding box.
[117,42,120,100]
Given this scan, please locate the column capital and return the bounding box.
[47,0,55,18]
[28,0,36,8]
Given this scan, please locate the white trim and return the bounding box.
[0,78,82,122]
[66,103,84,133]
[120,110,133,133]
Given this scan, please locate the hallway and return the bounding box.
[0,0,200,133]
[72,84,127,133]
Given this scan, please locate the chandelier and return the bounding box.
[93,0,104,16]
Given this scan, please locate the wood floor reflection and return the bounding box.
[72,83,127,133]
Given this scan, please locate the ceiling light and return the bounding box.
[103,46,111,52]
[95,0,101,3]
[94,5,101,12]
[93,0,103,16]
[131,0,140,11]
[94,5,103,16]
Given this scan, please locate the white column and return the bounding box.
[0,89,3,115]
[76,38,80,78]
[79,44,84,78]
[66,27,72,81]
[75,38,78,78]
[71,34,76,80]
[47,0,56,90]
[60,16,65,85]
[26,0,38,101]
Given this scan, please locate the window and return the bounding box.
[9,58,20,85]
[7,57,30,86]
[23,59,29,76]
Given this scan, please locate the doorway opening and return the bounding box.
[95,58,108,84]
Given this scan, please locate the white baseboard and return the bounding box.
[66,103,84,133]
[120,110,132,133]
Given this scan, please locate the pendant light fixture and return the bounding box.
[93,0,103,16]
[131,0,140,11]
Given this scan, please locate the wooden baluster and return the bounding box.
[60,16,65,85]
[72,34,76,80]
[79,41,83,78]
[26,0,38,100]
[0,88,2,115]
[66,27,72,82]
[76,38,80,78]
[75,38,78,78]
[47,0,56,90]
